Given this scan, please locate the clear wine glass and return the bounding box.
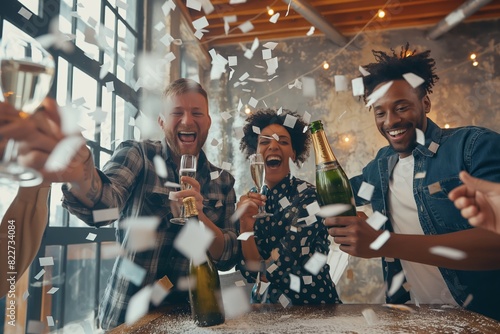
[170,154,197,225]
[249,153,273,218]
[0,34,55,186]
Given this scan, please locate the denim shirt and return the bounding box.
[350,118,500,321]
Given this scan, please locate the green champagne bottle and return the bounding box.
[310,120,356,216]
[184,196,225,327]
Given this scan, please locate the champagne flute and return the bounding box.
[0,34,55,186]
[249,153,273,218]
[170,154,197,225]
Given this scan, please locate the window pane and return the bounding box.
[103,6,116,71]
[64,243,97,325]
[100,151,111,169]
[116,22,137,83]
[58,0,73,35]
[50,183,65,227]
[56,57,69,105]
[75,0,102,61]
[100,87,113,150]
[72,68,97,140]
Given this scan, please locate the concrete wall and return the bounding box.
[203,19,500,303]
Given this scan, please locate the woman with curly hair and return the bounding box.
[237,108,341,306]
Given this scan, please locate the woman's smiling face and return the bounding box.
[258,124,296,189]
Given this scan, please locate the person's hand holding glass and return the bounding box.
[0,34,55,186]
[170,154,197,225]
[249,153,273,218]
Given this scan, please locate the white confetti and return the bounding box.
[39,257,54,266]
[267,263,278,274]
[306,201,321,216]
[174,218,214,266]
[192,16,209,30]
[358,181,375,201]
[369,230,391,250]
[362,308,379,325]
[352,77,365,96]
[44,136,86,172]
[388,270,406,297]
[316,204,352,218]
[279,197,291,209]
[23,290,29,301]
[416,128,425,146]
[121,217,160,252]
[164,181,181,188]
[270,12,280,23]
[445,9,465,26]
[301,246,310,255]
[125,286,153,325]
[86,233,97,241]
[228,56,237,66]
[221,161,232,170]
[429,246,467,260]
[304,252,327,275]
[34,269,46,280]
[47,316,55,327]
[237,231,254,240]
[289,273,301,292]
[235,280,246,287]
[238,21,254,33]
[415,171,427,179]
[100,62,111,79]
[334,75,348,92]
[366,81,394,107]
[303,275,312,285]
[302,76,317,97]
[283,114,297,128]
[47,287,59,294]
[279,294,291,308]
[201,0,214,14]
[297,182,307,193]
[222,286,251,319]
[210,171,220,180]
[248,97,258,108]
[252,126,261,134]
[262,48,272,60]
[92,207,120,223]
[462,294,474,308]
[18,7,32,20]
[403,72,425,89]
[428,142,440,153]
[26,320,44,334]
[263,41,278,50]
[153,155,168,178]
[306,26,315,36]
[119,257,147,286]
[366,211,387,230]
[359,66,370,76]
[106,81,115,92]
[151,279,170,306]
[272,133,279,141]
[186,0,202,11]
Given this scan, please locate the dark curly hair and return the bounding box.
[362,43,439,101]
[240,108,311,167]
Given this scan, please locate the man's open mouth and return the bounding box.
[388,129,407,138]
[266,155,282,168]
[178,131,197,143]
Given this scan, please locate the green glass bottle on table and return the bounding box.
[184,196,225,327]
[310,120,356,216]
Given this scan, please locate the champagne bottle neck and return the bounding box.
[311,129,338,165]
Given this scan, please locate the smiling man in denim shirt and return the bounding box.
[325,43,500,321]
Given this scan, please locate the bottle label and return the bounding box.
[311,130,336,164]
[317,161,340,172]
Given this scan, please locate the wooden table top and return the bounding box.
[109,303,500,333]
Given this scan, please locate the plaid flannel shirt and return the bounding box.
[61,139,238,329]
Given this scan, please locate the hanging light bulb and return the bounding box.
[470,53,477,60]
[377,9,386,18]
[267,6,274,16]
[323,61,329,70]
[245,105,251,114]
[472,61,479,67]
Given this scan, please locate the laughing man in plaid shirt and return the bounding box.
[59,79,238,329]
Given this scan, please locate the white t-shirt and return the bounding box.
[388,155,457,306]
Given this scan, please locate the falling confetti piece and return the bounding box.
[366,211,387,230]
[316,204,352,218]
[429,246,467,260]
[369,230,390,250]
